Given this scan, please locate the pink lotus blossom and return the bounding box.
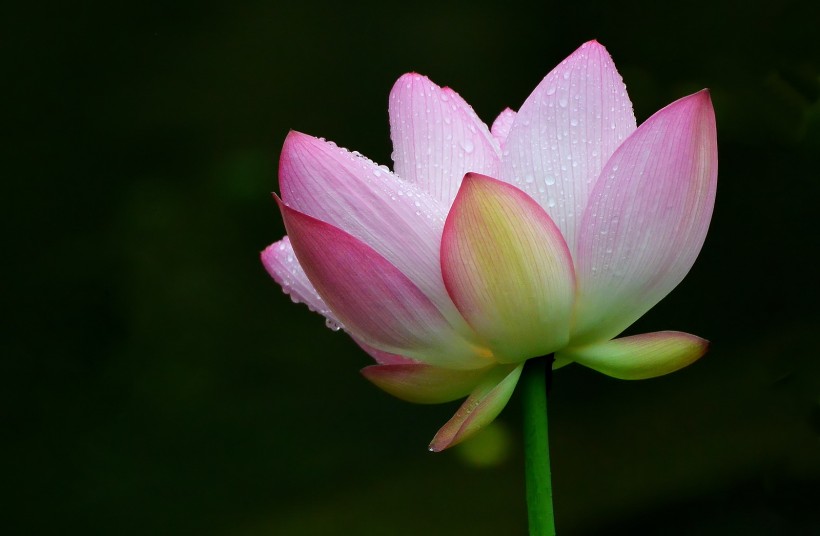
[262,41,717,451]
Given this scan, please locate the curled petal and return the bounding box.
[260,237,341,328]
[501,40,637,254]
[389,73,501,206]
[558,331,709,380]
[429,364,523,451]
[573,91,718,343]
[280,200,491,370]
[490,107,517,148]
[361,363,494,404]
[441,173,575,363]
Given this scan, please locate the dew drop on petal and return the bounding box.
[460,139,475,154]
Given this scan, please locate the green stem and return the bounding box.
[522,354,556,536]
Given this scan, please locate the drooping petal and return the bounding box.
[278,131,475,340]
[441,173,575,363]
[361,363,495,404]
[501,40,636,255]
[572,91,718,344]
[429,364,523,451]
[280,200,492,370]
[260,236,342,329]
[389,73,501,206]
[490,107,517,147]
[558,331,709,380]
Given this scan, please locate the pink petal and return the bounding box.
[361,363,494,404]
[429,364,523,451]
[558,331,709,380]
[354,339,417,366]
[501,40,636,255]
[388,73,501,206]
[280,200,492,370]
[441,173,576,363]
[490,107,517,148]
[278,131,473,339]
[572,91,718,344]
[260,236,342,329]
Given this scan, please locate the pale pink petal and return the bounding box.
[558,331,709,379]
[354,339,417,366]
[572,91,718,344]
[280,201,492,370]
[279,131,475,340]
[501,40,636,255]
[429,364,523,451]
[260,236,342,329]
[490,107,517,147]
[389,73,501,206]
[361,363,495,404]
[441,174,575,363]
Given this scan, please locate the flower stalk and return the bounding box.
[522,355,555,536]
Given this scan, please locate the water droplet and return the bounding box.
[545,175,556,186]
[460,139,475,154]
[558,96,568,108]
[545,86,556,96]
[547,198,556,208]
[563,71,571,80]
[524,173,534,183]
[570,118,578,126]
[325,318,342,332]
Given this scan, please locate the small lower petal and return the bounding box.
[558,331,708,380]
[361,363,494,404]
[429,364,523,451]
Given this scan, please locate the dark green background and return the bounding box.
[6,0,820,534]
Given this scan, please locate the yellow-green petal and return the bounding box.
[441,173,576,363]
[558,331,709,380]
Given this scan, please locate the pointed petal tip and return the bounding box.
[581,39,604,49]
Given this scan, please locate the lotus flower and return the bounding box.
[261,41,717,451]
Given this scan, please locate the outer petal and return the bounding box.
[361,363,494,404]
[501,40,636,255]
[490,107,517,147]
[572,91,718,343]
[260,236,342,329]
[280,201,491,370]
[429,364,523,451]
[354,340,417,366]
[557,331,709,380]
[262,238,419,365]
[278,131,476,341]
[441,173,575,363]
[389,73,501,206]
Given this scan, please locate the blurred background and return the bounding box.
[5,0,820,534]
